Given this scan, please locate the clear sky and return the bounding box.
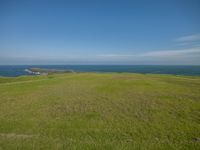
[0,0,200,65]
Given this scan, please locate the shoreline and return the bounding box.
[0,65,200,77]
[1,72,200,79]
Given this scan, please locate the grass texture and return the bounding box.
[0,73,199,150]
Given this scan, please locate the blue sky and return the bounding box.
[0,0,200,65]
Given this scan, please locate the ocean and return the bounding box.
[0,65,200,77]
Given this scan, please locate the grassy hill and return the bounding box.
[0,73,199,150]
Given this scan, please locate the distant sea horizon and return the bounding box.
[0,65,200,77]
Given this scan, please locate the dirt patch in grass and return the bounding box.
[0,133,38,139]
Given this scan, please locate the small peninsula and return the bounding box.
[25,68,74,75]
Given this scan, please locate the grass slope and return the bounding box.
[0,73,199,150]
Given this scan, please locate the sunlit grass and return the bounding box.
[0,73,199,150]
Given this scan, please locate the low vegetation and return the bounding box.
[28,68,74,74]
[0,73,199,150]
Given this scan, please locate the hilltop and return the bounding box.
[0,73,199,149]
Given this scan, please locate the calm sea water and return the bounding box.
[0,65,200,77]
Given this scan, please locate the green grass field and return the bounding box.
[0,73,199,150]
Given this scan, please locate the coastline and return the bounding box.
[0,65,200,77]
